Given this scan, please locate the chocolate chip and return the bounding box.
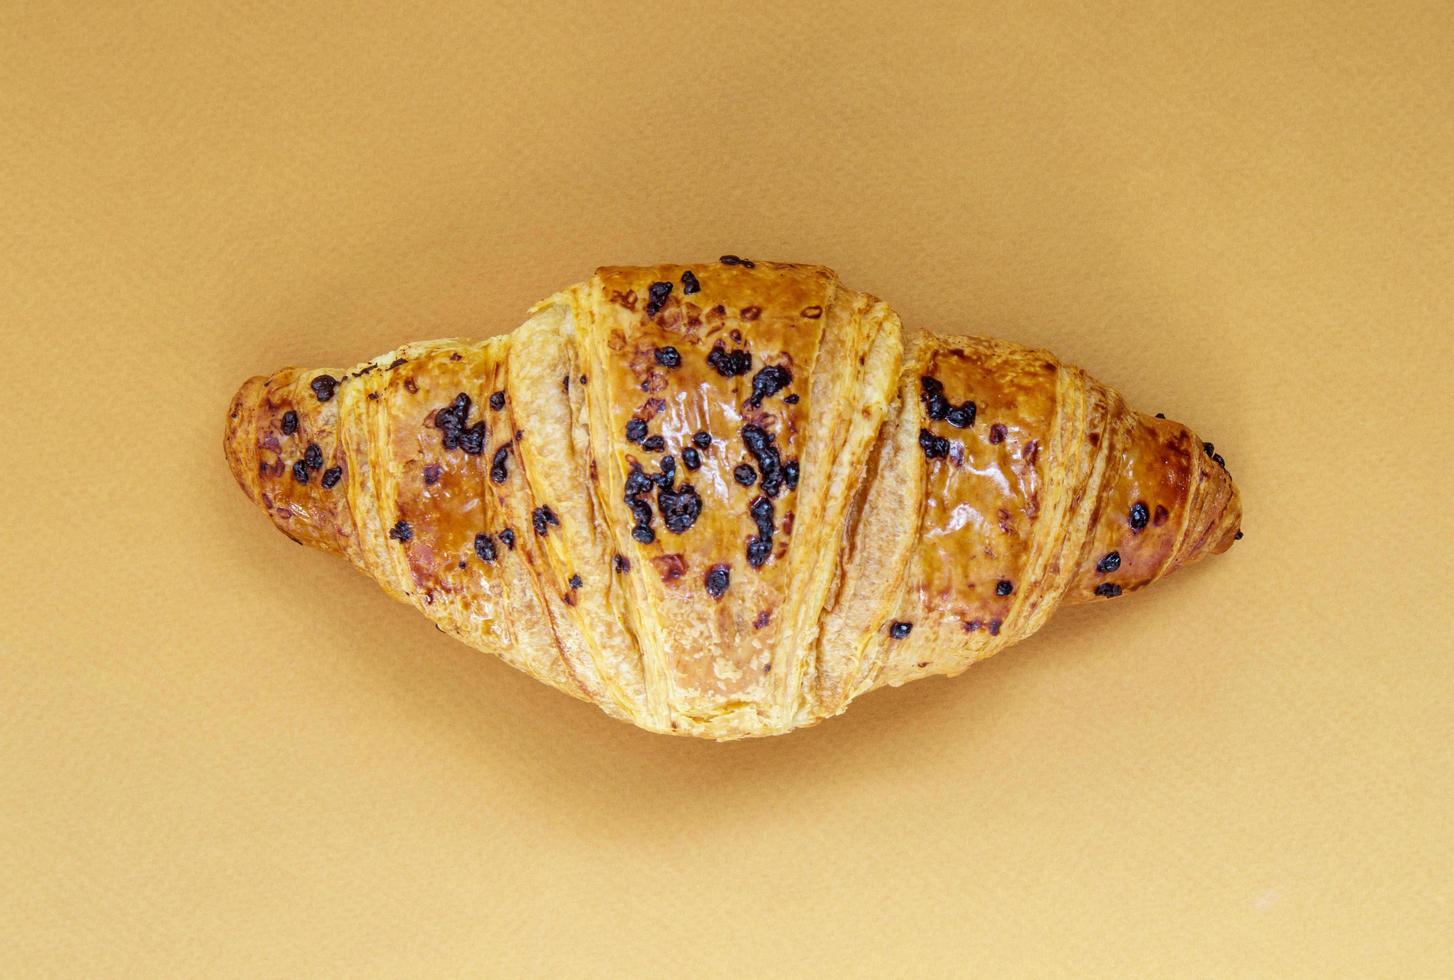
[388,358,407,370]
[705,563,730,598]
[682,447,701,470]
[499,528,516,550]
[925,395,952,422]
[1129,502,1149,531]
[624,462,659,541]
[474,532,497,564]
[1096,551,1121,573]
[741,424,787,497]
[613,554,630,573]
[280,410,298,435]
[748,364,792,408]
[1212,453,1226,468]
[746,495,775,567]
[433,393,472,446]
[532,506,560,536]
[995,580,1014,596]
[644,280,673,316]
[1203,441,1215,458]
[658,484,702,534]
[989,424,1007,444]
[631,491,657,522]
[734,464,757,486]
[646,471,673,495]
[784,393,799,405]
[1094,583,1123,598]
[579,374,587,385]
[568,574,582,590]
[889,621,913,639]
[945,402,976,429]
[680,270,700,294]
[625,417,647,443]
[458,421,486,455]
[740,305,761,320]
[309,375,338,403]
[489,391,506,411]
[756,497,779,535]
[641,434,666,452]
[988,620,1002,635]
[389,520,412,543]
[720,254,743,265]
[783,459,799,490]
[624,466,654,498]
[706,342,752,377]
[753,609,771,629]
[321,466,342,489]
[303,443,323,471]
[1154,412,1166,419]
[918,428,950,460]
[490,445,510,484]
[692,430,712,449]
[919,377,950,421]
[292,460,309,484]
[1234,529,1244,540]
[654,346,681,368]
[423,463,442,485]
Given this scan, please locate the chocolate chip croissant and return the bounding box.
[225,260,1242,739]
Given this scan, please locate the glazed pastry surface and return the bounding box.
[225,260,1241,738]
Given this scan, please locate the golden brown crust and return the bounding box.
[224,260,1242,738]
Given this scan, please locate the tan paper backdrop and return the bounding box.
[3,1,1451,975]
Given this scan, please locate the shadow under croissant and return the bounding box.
[246,498,1226,843]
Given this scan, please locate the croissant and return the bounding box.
[225,260,1241,739]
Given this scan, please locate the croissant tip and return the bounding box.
[1184,456,1242,565]
[224,375,269,505]
[1211,488,1243,556]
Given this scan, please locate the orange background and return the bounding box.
[4,1,1451,975]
